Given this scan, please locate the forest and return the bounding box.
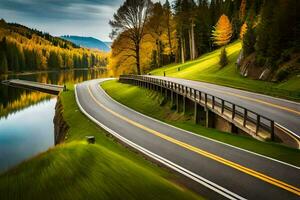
[109,0,300,80]
[0,19,109,74]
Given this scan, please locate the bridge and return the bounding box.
[2,79,64,95]
[119,75,300,149]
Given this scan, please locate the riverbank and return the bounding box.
[101,80,300,167]
[0,85,202,200]
[150,41,300,102]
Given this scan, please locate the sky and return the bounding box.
[0,0,139,41]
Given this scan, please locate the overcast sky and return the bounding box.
[0,0,160,41]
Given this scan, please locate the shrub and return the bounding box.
[276,68,289,82]
[219,47,228,68]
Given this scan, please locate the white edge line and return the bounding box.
[74,84,246,200]
[99,79,300,170]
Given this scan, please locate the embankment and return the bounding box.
[53,95,69,144]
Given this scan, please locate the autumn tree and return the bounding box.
[211,14,233,47]
[240,22,247,39]
[109,0,152,75]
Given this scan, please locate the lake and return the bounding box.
[0,69,107,172]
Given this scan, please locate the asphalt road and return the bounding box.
[147,75,300,140]
[76,79,300,200]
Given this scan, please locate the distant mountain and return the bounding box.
[61,36,110,52]
[104,42,112,48]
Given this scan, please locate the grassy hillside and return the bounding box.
[0,86,201,200]
[102,80,300,166]
[150,41,300,101]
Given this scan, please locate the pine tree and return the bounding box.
[243,24,256,56]
[211,14,233,46]
[255,0,276,58]
[0,50,8,74]
[219,47,228,68]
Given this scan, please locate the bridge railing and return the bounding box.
[119,74,275,140]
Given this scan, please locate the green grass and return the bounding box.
[102,80,300,167]
[0,86,202,200]
[150,41,300,101]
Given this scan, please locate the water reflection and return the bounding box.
[0,68,107,172]
[0,68,107,118]
[0,98,56,172]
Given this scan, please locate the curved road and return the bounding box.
[76,79,300,200]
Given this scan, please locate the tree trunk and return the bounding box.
[191,21,195,59]
[136,44,141,75]
[167,19,173,58]
[189,28,192,60]
[156,39,161,68]
[181,36,185,64]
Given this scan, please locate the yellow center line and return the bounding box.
[87,85,300,196]
[195,84,300,116]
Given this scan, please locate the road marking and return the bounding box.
[100,82,300,169]
[188,83,300,116]
[75,84,246,200]
[87,85,300,196]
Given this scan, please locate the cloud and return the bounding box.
[0,0,169,41]
[0,0,122,20]
[0,0,124,40]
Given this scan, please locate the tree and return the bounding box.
[240,22,247,39]
[211,14,233,47]
[109,0,152,75]
[243,25,256,56]
[147,2,165,68]
[255,0,276,58]
[239,0,247,21]
[219,47,228,68]
[0,50,8,74]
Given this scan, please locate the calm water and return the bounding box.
[0,69,107,172]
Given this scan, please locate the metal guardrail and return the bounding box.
[120,75,275,140]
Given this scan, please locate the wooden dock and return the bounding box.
[2,79,65,95]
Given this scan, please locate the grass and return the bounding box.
[0,85,202,200]
[150,41,300,101]
[101,80,300,167]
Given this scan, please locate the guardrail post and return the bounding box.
[270,121,275,141]
[256,115,260,134]
[232,104,235,119]
[221,100,225,114]
[205,93,207,106]
[212,96,215,109]
[199,91,201,102]
[243,109,248,127]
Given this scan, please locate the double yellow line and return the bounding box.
[87,85,300,196]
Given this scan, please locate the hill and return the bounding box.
[150,41,300,101]
[0,19,108,74]
[61,36,110,52]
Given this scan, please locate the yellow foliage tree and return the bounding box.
[211,14,233,46]
[240,22,248,39]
